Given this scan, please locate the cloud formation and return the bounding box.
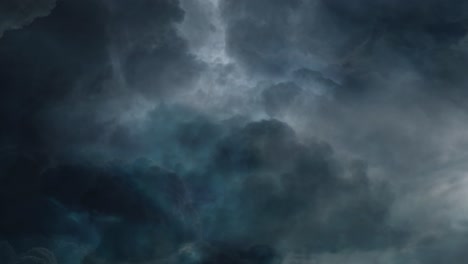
[0,0,57,38]
[2,0,468,263]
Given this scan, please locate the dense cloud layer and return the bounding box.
[0,0,202,153]
[0,115,398,263]
[2,0,468,263]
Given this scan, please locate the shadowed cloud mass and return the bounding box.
[2,0,468,263]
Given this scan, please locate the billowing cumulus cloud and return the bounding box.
[0,114,398,263]
[2,0,468,263]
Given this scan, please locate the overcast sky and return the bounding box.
[2,0,468,263]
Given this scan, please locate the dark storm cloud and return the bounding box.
[218,0,468,182]
[104,0,203,95]
[220,0,468,98]
[262,82,302,117]
[0,244,59,264]
[220,0,304,75]
[0,0,202,153]
[3,0,468,263]
[202,119,399,252]
[0,0,57,38]
[216,1,468,262]
[0,1,206,261]
[0,152,195,263]
[103,111,401,253]
[0,106,400,263]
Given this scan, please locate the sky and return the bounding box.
[2,0,468,263]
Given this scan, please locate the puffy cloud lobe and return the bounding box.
[105,0,203,95]
[203,120,399,251]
